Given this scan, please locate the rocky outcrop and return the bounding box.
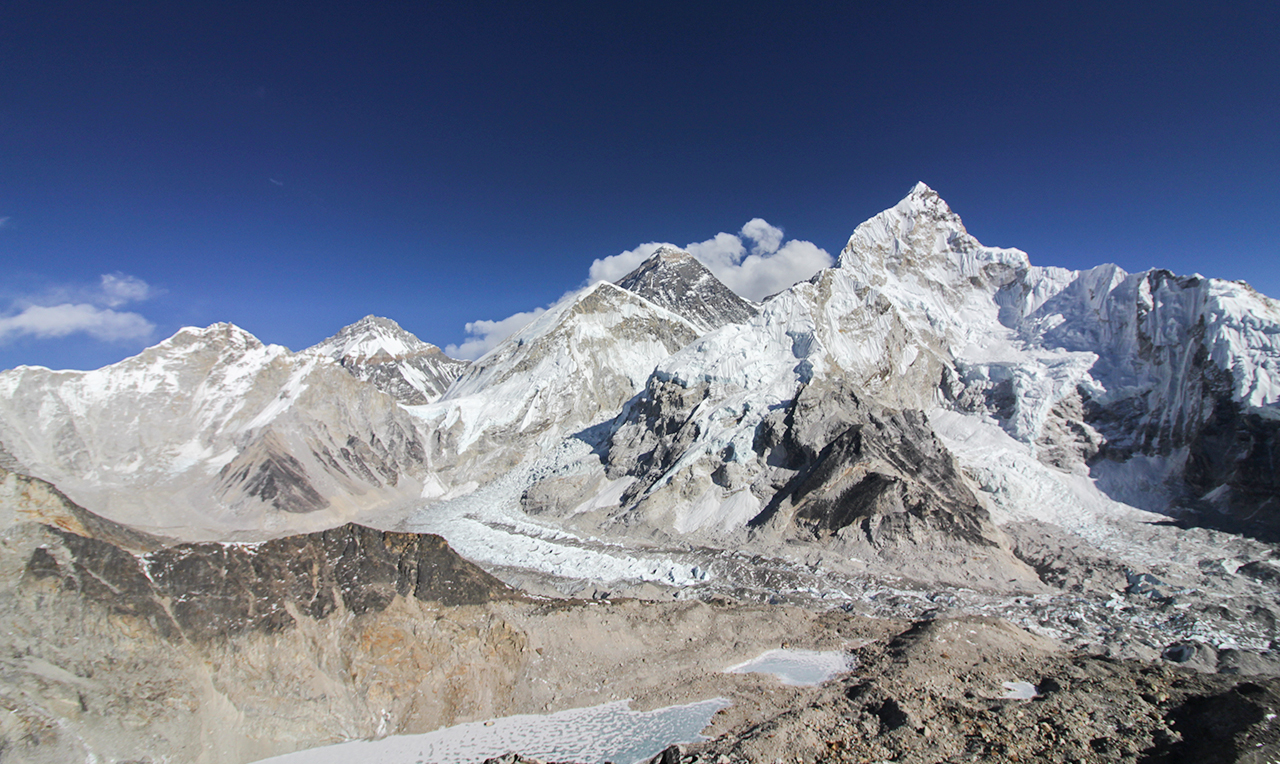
[749,381,1000,551]
[0,475,527,763]
[35,522,519,643]
[678,616,1280,764]
[1,465,167,552]
[601,374,1034,587]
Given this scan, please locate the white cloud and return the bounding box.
[99,273,151,307]
[0,273,156,345]
[740,218,784,257]
[588,242,672,284]
[456,219,831,361]
[712,239,833,301]
[0,304,154,343]
[589,219,833,301]
[445,308,546,360]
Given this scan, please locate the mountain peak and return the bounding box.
[351,314,407,332]
[908,180,935,197]
[310,316,467,405]
[615,247,758,333]
[163,323,265,354]
[895,181,957,220]
[651,244,694,263]
[838,182,973,274]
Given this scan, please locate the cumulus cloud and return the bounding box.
[0,273,156,345]
[454,218,831,361]
[588,219,833,301]
[0,304,154,342]
[445,308,546,360]
[588,242,671,285]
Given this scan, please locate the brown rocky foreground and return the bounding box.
[3,465,1280,763]
[483,616,1280,764]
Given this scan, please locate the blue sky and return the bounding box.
[2,1,1277,370]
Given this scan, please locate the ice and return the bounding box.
[1001,681,1038,700]
[725,649,853,686]
[400,438,706,587]
[250,697,731,764]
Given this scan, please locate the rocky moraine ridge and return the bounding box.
[1,184,1279,763]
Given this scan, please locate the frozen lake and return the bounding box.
[724,648,852,686]
[253,697,730,764]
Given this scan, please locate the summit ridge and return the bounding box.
[310,315,469,405]
[614,246,759,332]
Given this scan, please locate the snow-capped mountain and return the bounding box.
[0,182,1276,560]
[6,183,1280,764]
[613,246,759,333]
[309,315,468,405]
[585,183,1280,559]
[410,280,701,494]
[0,324,430,540]
[834,183,1280,535]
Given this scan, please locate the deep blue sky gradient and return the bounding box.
[3,1,1278,370]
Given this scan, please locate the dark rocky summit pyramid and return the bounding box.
[614,246,759,333]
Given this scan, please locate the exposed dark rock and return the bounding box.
[1140,681,1280,763]
[615,247,758,333]
[32,522,521,643]
[1185,400,1280,541]
[751,380,1000,550]
[217,431,330,513]
[1239,560,1280,586]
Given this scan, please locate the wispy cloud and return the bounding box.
[0,273,156,345]
[445,308,547,360]
[589,219,832,301]
[0,217,10,229]
[98,273,151,307]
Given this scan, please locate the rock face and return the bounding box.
[0,471,524,764]
[1,464,167,552]
[309,315,469,405]
[39,522,518,643]
[615,246,759,333]
[0,324,432,540]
